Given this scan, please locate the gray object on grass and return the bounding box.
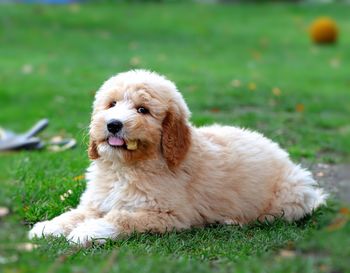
[0,119,49,151]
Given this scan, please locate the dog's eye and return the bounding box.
[137,107,149,114]
[109,101,116,108]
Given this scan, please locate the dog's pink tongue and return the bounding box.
[108,136,124,146]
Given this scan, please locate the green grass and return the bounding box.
[0,3,349,273]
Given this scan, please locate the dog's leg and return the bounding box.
[29,206,100,239]
[67,210,190,246]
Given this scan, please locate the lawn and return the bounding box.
[0,2,349,273]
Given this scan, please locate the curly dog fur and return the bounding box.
[29,70,327,245]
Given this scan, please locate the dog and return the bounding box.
[29,70,327,245]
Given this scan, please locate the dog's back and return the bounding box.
[187,125,327,224]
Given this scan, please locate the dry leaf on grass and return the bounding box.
[231,79,241,88]
[16,243,38,252]
[251,51,262,60]
[326,217,348,232]
[329,57,340,69]
[295,103,305,113]
[0,207,9,218]
[210,108,221,113]
[248,82,256,91]
[272,87,281,96]
[21,64,33,74]
[339,207,350,216]
[316,171,325,177]
[73,175,85,181]
[318,264,329,272]
[278,249,296,258]
[130,56,141,66]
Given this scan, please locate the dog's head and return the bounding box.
[89,70,191,169]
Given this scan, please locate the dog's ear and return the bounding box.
[88,139,100,160]
[161,109,191,170]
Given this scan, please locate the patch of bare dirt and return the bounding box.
[308,163,350,204]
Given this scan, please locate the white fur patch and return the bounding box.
[28,220,65,239]
[67,219,117,245]
[104,101,135,125]
[100,181,147,213]
[275,165,328,221]
[82,163,149,213]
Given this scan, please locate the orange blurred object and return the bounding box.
[310,17,338,44]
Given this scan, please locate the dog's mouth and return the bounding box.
[107,136,138,151]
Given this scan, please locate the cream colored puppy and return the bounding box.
[29,70,327,245]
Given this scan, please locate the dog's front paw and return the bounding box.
[67,219,117,246]
[29,220,65,239]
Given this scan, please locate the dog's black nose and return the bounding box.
[107,119,123,134]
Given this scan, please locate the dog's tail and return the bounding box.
[274,164,328,221]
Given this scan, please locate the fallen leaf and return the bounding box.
[48,139,77,152]
[326,217,348,232]
[295,103,305,113]
[248,82,256,91]
[0,207,9,217]
[318,264,329,272]
[251,51,261,60]
[272,87,281,96]
[73,175,85,181]
[279,249,296,258]
[231,79,241,88]
[329,57,340,69]
[16,243,38,252]
[130,56,141,66]
[210,108,220,113]
[316,171,324,177]
[339,207,350,216]
[51,135,63,143]
[21,64,33,74]
[259,37,269,47]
